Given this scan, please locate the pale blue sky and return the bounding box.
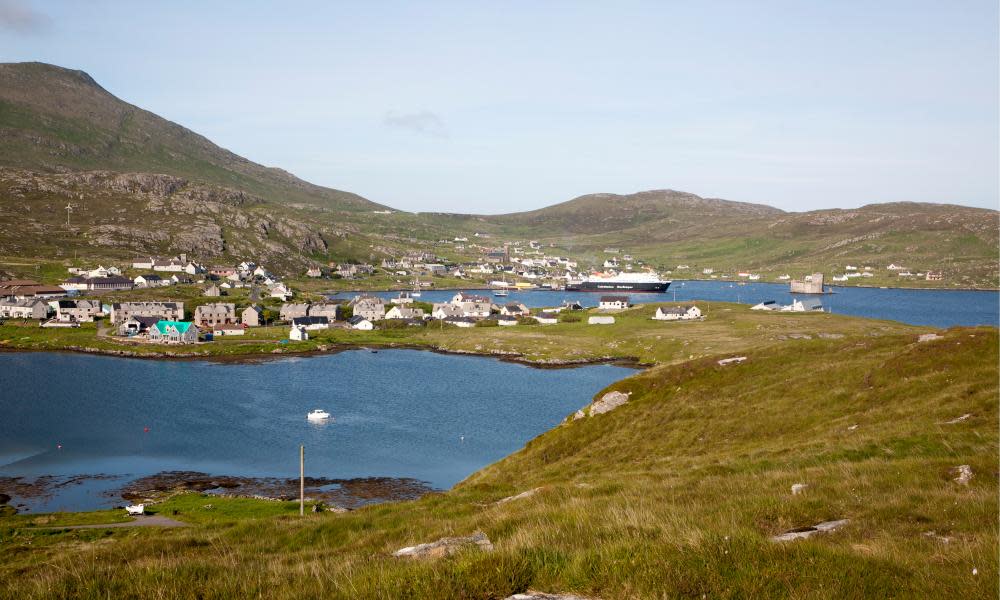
[2,0,997,213]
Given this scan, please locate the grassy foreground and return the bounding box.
[0,325,996,598]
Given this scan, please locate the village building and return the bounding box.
[500,303,529,316]
[111,302,184,324]
[213,324,245,336]
[385,306,425,320]
[131,257,157,270]
[533,312,559,325]
[750,300,778,311]
[652,305,702,321]
[347,315,374,330]
[291,316,330,331]
[444,316,478,328]
[289,324,309,341]
[926,271,943,281]
[203,284,222,297]
[0,299,51,320]
[117,315,160,336]
[391,292,414,305]
[52,299,101,322]
[241,304,263,327]
[134,274,166,288]
[431,303,464,320]
[0,280,66,300]
[194,303,237,328]
[598,295,631,311]
[209,266,237,277]
[279,303,310,322]
[60,276,90,292]
[308,303,342,321]
[588,315,615,325]
[84,276,134,291]
[351,296,386,321]
[149,320,199,344]
[305,267,322,278]
[497,315,519,326]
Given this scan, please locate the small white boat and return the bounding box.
[493,289,508,297]
[125,503,145,516]
[307,409,331,420]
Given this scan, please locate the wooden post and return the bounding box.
[299,444,305,516]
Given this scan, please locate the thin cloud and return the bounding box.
[383,110,448,138]
[0,0,49,32]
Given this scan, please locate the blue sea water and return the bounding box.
[329,281,999,328]
[0,350,631,511]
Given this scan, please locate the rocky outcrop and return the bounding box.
[952,465,973,485]
[771,519,849,542]
[496,488,541,505]
[393,531,494,559]
[574,390,631,420]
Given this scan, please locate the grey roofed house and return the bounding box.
[279,302,310,322]
[347,315,370,326]
[307,303,342,319]
[443,316,478,326]
[599,295,630,304]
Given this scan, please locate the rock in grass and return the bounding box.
[918,333,943,342]
[393,531,493,559]
[586,391,630,417]
[506,593,596,600]
[771,519,849,542]
[791,483,808,495]
[496,487,541,505]
[952,465,973,485]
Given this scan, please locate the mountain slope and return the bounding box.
[489,189,784,235]
[0,62,379,211]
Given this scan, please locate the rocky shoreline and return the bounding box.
[0,471,437,514]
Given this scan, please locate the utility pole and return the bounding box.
[65,203,73,227]
[299,445,305,516]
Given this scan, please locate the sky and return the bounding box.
[1,0,997,214]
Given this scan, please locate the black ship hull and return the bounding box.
[565,281,670,292]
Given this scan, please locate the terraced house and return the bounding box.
[52,299,102,322]
[110,302,184,324]
[194,303,237,328]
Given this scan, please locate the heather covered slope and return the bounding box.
[1,327,996,598]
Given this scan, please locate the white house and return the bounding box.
[750,301,777,311]
[588,315,615,325]
[347,315,374,330]
[432,303,464,320]
[291,316,330,331]
[444,316,477,328]
[533,312,559,325]
[653,305,702,321]
[385,305,425,320]
[497,315,519,326]
[289,325,309,341]
[598,295,631,311]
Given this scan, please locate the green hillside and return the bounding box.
[2,326,996,598]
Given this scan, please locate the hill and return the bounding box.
[0,62,378,212]
[1,324,996,598]
[0,61,996,287]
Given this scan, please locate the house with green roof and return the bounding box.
[148,320,199,344]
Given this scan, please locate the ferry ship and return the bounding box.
[565,272,671,292]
